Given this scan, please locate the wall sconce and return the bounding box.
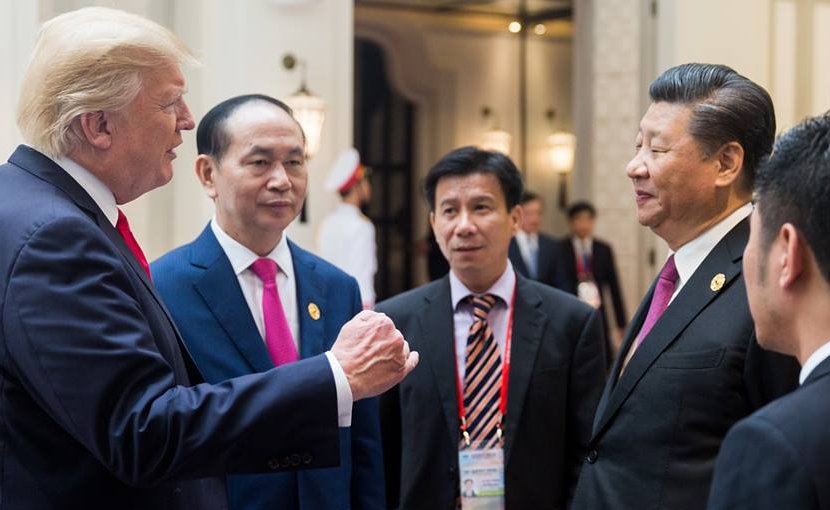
[545,109,576,209]
[479,106,512,156]
[282,53,326,159]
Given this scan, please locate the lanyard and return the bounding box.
[455,283,517,447]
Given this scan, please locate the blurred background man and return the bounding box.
[556,201,627,364]
[572,63,799,510]
[378,146,606,509]
[319,148,377,308]
[152,95,384,510]
[708,112,830,510]
[508,190,560,288]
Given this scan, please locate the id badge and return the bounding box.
[577,280,601,309]
[458,446,505,509]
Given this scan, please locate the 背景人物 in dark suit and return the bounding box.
[707,113,830,510]
[555,201,627,365]
[152,95,385,510]
[379,146,606,509]
[508,190,560,288]
[571,63,799,510]
[0,10,413,508]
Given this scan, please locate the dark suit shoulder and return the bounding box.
[522,277,593,318]
[375,278,445,315]
[151,243,195,279]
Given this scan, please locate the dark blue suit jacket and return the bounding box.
[0,145,340,509]
[708,356,830,510]
[152,225,384,510]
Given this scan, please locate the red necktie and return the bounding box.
[115,209,151,280]
[249,258,299,367]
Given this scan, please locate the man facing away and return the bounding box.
[378,146,606,509]
[318,148,377,308]
[707,112,830,510]
[0,8,415,508]
[508,190,560,288]
[152,95,384,510]
[555,201,627,364]
[571,63,799,510]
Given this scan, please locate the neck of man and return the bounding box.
[663,190,750,251]
[343,189,362,208]
[792,277,830,366]
[217,216,282,257]
[456,259,508,294]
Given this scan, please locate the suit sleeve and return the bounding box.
[348,282,386,509]
[3,216,340,485]
[707,417,816,510]
[566,308,607,497]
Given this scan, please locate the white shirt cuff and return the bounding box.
[325,351,353,427]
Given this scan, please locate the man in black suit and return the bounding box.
[708,113,830,510]
[508,191,560,288]
[571,63,799,510]
[378,146,606,509]
[556,201,627,363]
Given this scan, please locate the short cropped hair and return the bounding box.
[423,146,524,211]
[755,112,830,283]
[649,63,775,192]
[520,191,541,206]
[567,201,596,220]
[17,7,197,158]
[197,94,302,161]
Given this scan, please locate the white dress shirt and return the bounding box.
[572,236,594,258]
[210,219,353,427]
[669,203,753,303]
[318,203,377,307]
[514,230,538,275]
[50,153,353,427]
[450,262,516,379]
[799,339,830,385]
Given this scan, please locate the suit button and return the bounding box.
[281,456,292,468]
[302,453,313,465]
[267,458,280,470]
[586,450,598,464]
[290,454,301,466]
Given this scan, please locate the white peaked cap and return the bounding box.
[324,147,362,193]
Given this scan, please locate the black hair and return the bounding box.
[567,200,596,219]
[196,94,303,160]
[649,63,775,192]
[423,146,523,210]
[520,190,541,205]
[755,112,830,283]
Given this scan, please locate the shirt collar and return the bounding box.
[210,218,294,280]
[53,156,119,226]
[516,230,537,244]
[572,236,593,252]
[799,339,830,385]
[672,202,753,287]
[449,261,516,310]
[337,202,361,215]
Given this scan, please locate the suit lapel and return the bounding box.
[191,226,274,373]
[592,219,749,440]
[417,277,461,449]
[503,276,544,463]
[290,241,327,357]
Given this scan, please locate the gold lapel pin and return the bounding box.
[307,302,321,321]
[710,273,726,292]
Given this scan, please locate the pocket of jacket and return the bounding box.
[654,347,725,369]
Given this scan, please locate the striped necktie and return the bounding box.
[463,294,502,448]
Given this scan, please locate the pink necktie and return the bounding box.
[249,258,299,367]
[115,209,151,280]
[633,255,679,349]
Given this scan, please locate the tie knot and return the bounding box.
[470,294,498,319]
[659,254,679,283]
[250,258,278,284]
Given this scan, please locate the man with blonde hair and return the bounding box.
[0,7,416,508]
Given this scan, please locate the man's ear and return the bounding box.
[194,155,218,199]
[509,204,523,235]
[714,141,745,188]
[778,223,805,289]
[76,111,113,150]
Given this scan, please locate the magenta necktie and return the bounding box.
[249,258,299,367]
[633,255,679,349]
